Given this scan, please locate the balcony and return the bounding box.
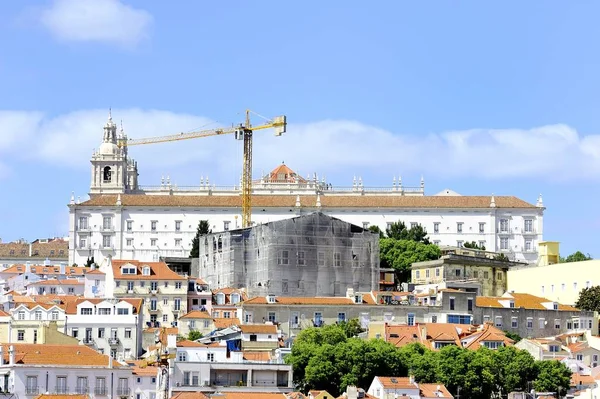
[172,305,186,313]
[101,225,115,233]
[147,304,160,312]
[54,387,69,394]
[75,386,89,394]
[521,228,537,235]
[94,387,108,396]
[116,387,130,396]
[108,337,120,346]
[83,338,95,346]
[149,287,160,295]
[25,387,39,395]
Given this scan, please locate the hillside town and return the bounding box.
[0,116,598,399]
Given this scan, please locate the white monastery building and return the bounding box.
[68,113,545,266]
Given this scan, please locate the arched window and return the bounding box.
[103,166,112,183]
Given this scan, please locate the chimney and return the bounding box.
[0,345,4,365]
[25,262,31,274]
[346,385,358,399]
[346,287,355,298]
[59,262,66,275]
[9,345,15,365]
[108,355,113,369]
[409,375,415,385]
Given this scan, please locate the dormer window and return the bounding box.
[509,301,515,308]
[215,293,225,305]
[553,302,559,310]
[121,266,137,275]
[266,295,276,304]
[142,266,151,276]
[231,293,240,304]
[354,295,363,304]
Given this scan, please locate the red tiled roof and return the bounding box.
[112,260,185,280]
[79,194,536,209]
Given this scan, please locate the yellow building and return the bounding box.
[507,241,599,306]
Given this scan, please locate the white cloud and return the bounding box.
[1,108,600,185]
[38,0,152,47]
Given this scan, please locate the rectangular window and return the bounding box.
[125,328,132,339]
[500,237,509,250]
[51,311,59,320]
[175,282,182,289]
[433,222,440,233]
[338,312,346,323]
[126,220,133,232]
[539,318,545,329]
[151,238,157,246]
[334,252,341,267]
[79,238,87,249]
[207,353,214,362]
[457,222,463,233]
[76,377,88,394]
[98,328,105,338]
[297,251,305,266]
[479,222,485,233]
[527,318,533,329]
[449,297,455,310]
[34,311,42,320]
[80,308,93,315]
[524,219,533,232]
[484,271,489,279]
[102,235,112,248]
[473,270,479,278]
[103,216,112,230]
[525,240,532,251]
[495,316,503,328]
[362,222,369,229]
[175,221,181,232]
[268,312,276,323]
[500,219,509,232]
[478,240,486,249]
[457,240,464,248]
[127,281,134,291]
[467,298,473,312]
[151,221,157,232]
[126,238,133,246]
[56,376,67,394]
[435,268,440,277]
[425,269,430,278]
[277,250,289,265]
[407,313,415,326]
[511,317,518,328]
[79,216,88,230]
[282,280,289,293]
[318,252,325,266]
[223,221,230,231]
[17,330,25,341]
[26,376,38,394]
[174,298,181,311]
[175,238,182,247]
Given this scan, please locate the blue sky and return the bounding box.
[0,0,599,257]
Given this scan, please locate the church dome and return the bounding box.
[98,141,119,155]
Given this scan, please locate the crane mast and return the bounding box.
[118,110,286,228]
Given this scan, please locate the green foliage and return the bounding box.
[533,360,572,396]
[560,251,592,263]
[286,325,571,398]
[380,238,441,282]
[494,253,510,262]
[463,241,486,251]
[189,220,211,258]
[575,285,600,312]
[386,221,430,244]
[503,331,522,343]
[187,330,203,341]
[338,319,365,338]
[368,225,384,238]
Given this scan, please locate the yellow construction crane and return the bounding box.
[117,110,287,228]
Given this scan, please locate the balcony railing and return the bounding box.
[25,387,39,395]
[54,387,69,394]
[149,287,160,295]
[75,386,89,394]
[83,338,95,346]
[172,305,185,313]
[108,338,120,346]
[116,387,130,396]
[95,387,108,396]
[521,228,537,235]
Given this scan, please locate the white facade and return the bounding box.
[68,115,545,266]
[65,298,144,360]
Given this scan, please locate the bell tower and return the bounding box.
[90,110,139,196]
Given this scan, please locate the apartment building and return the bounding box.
[516,332,600,368]
[100,259,187,328]
[411,246,525,296]
[64,298,144,360]
[0,344,133,398]
[0,238,68,268]
[474,292,596,338]
[8,300,74,344]
[0,263,86,295]
[171,339,293,394]
[26,279,84,296]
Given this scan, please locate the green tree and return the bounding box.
[575,285,600,312]
[503,331,522,343]
[187,330,203,341]
[368,225,384,238]
[494,253,510,262]
[380,238,441,282]
[491,346,536,395]
[338,319,365,338]
[189,220,211,258]
[561,251,592,263]
[386,221,430,244]
[463,241,486,251]
[533,360,572,397]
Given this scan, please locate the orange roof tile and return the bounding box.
[462,324,514,350]
[571,373,595,386]
[170,392,210,399]
[240,324,277,334]
[476,293,579,311]
[30,279,83,286]
[243,351,271,362]
[386,325,422,348]
[132,363,158,376]
[112,260,185,280]
[244,296,354,305]
[79,194,536,209]
[213,318,239,329]
[376,377,418,389]
[176,340,204,347]
[0,344,126,367]
[180,310,212,319]
[0,238,68,259]
[420,383,453,398]
[1,265,86,276]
